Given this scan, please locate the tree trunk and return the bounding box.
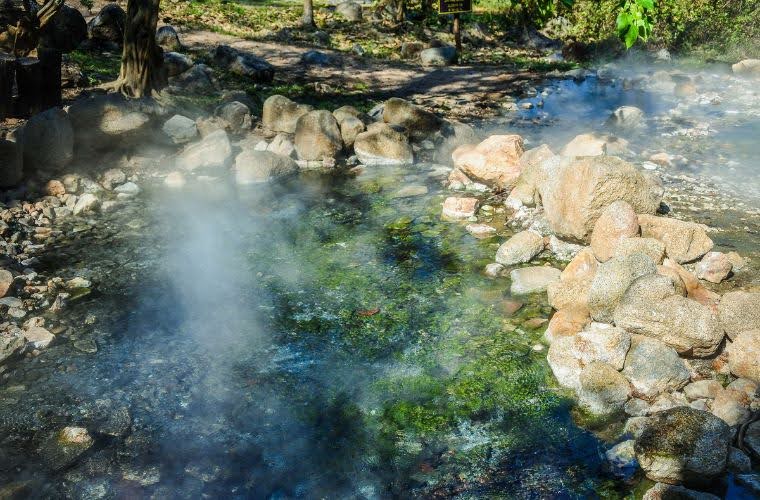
[15,56,42,115]
[38,47,61,109]
[114,0,166,98]
[302,0,314,27]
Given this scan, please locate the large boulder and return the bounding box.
[590,200,640,262]
[382,98,442,141]
[40,4,87,52]
[614,278,724,358]
[509,266,560,295]
[547,324,631,391]
[177,130,232,171]
[732,59,760,78]
[234,150,298,184]
[87,3,126,44]
[211,45,274,82]
[0,139,22,187]
[67,94,156,153]
[452,135,525,189]
[216,101,252,135]
[162,115,198,144]
[339,116,365,149]
[718,291,760,341]
[294,110,343,160]
[614,237,666,264]
[164,52,193,77]
[727,330,760,383]
[540,156,662,241]
[262,95,313,134]
[494,230,544,266]
[622,336,690,398]
[588,253,657,323]
[634,407,730,485]
[353,123,413,166]
[578,361,631,415]
[21,108,74,173]
[638,215,713,264]
[170,63,214,92]
[547,247,598,313]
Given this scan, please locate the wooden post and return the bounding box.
[15,57,42,116]
[0,53,14,119]
[38,47,61,109]
[453,13,461,53]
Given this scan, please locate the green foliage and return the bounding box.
[615,0,654,48]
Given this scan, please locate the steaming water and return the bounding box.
[1,67,759,498]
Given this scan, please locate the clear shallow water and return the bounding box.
[0,167,622,498]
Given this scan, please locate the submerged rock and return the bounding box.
[495,230,544,266]
[441,197,479,220]
[607,106,645,129]
[40,427,94,471]
[635,407,730,486]
[510,266,560,295]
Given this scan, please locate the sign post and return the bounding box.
[438,0,471,54]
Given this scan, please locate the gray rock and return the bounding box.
[354,123,413,166]
[433,120,479,165]
[745,420,760,458]
[638,215,714,264]
[67,94,155,153]
[510,266,560,295]
[728,447,751,472]
[266,133,297,158]
[40,4,87,52]
[339,116,365,149]
[100,168,126,190]
[262,95,313,134]
[547,324,631,391]
[39,427,94,471]
[164,51,193,77]
[635,407,730,486]
[234,150,298,184]
[156,25,182,52]
[732,59,760,77]
[718,291,760,341]
[605,440,638,479]
[212,45,274,82]
[335,1,362,21]
[622,335,689,398]
[300,50,336,66]
[294,110,343,161]
[383,97,442,141]
[170,63,215,92]
[607,106,645,129]
[177,130,232,171]
[114,182,140,197]
[0,329,24,364]
[578,362,631,415]
[420,46,457,66]
[162,115,198,144]
[73,193,100,215]
[684,380,723,401]
[88,3,125,44]
[614,277,724,357]
[588,253,657,323]
[727,329,760,383]
[495,230,545,266]
[216,101,252,135]
[21,108,74,173]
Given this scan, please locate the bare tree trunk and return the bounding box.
[302,0,314,27]
[113,0,166,98]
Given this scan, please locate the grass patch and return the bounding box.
[67,50,121,85]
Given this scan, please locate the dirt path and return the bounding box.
[181,29,541,120]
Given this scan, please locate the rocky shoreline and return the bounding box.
[1,52,760,496]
